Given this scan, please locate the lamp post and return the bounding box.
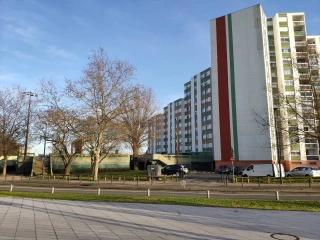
[273,108,283,184]
[22,92,37,176]
[175,119,180,164]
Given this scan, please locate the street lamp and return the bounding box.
[23,92,37,176]
[273,107,283,184]
[175,119,180,164]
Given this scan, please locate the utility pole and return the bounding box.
[175,119,179,164]
[22,92,37,176]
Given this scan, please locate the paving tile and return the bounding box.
[0,197,319,240]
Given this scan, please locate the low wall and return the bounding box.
[144,154,214,171]
[51,154,130,174]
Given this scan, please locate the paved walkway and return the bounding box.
[0,197,319,240]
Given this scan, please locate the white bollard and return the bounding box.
[51,187,54,194]
[147,189,150,197]
[207,190,210,198]
[275,191,279,200]
[97,188,100,196]
[10,184,13,192]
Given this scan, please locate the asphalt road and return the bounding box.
[1,185,320,200]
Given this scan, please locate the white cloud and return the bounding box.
[46,46,76,60]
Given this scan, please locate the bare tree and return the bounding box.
[255,42,320,160]
[38,80,78,175]
[37,108,78,175]
[0,86,28,175]
[66,48,135,180]
[119,87,158,170]
[79,116,120,177]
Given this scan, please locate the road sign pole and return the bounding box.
[232,161,234,183]
[230,157,235,183]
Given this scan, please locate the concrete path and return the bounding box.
[0,197,319,240]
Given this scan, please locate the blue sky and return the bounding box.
[1,0,320,108]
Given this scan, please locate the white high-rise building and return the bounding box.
[210,4,320,170]
[148,68,213,156]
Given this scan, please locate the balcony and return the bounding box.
[296,52,307,58]
[294,31,305,36]
[297,63,308,68]
[299,73,309,78]
[293,21,304,26]
[300,85,311,91]
[295,41,306,46]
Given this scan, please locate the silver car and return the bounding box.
[286,166,320,177]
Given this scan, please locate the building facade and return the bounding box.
[210,5,276,165]
[268,13,320,161]
[148,68,213,156]
[210,4,320,168]
[148,4,319,170]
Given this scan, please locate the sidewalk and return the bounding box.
[0,197,319,240]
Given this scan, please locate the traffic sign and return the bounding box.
[230,157,235,162]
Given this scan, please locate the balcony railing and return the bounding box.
[293,21,304,26]
[295,41,306,46]
[297,63,308,68]
[300,85,311,90]
[294,31,305,36]
[299,73,309,78]
[305,143,318,149]
[296,52,307,57]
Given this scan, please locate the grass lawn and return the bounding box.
[49,170,149,181]
[1,191,319,212]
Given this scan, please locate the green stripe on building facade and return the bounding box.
[227,14,239,161]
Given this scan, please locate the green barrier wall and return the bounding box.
[50,154,130,174]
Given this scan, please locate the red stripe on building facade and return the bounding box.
[216,16,232,161]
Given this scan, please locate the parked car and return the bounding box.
[233,166,246,176]
[161,164,188,176]
[286,167,320,177]
[218,165,231,174]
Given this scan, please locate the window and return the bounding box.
[270,51,276,56]
[271,62,276,67]
[283,69,292,74]
[247,165,253,171]
[283,59,292,64]
[282,48,291,52]
[285,80,294,85]
[281,38,290,42]
[291,151,300,156]
[269,41,274,46]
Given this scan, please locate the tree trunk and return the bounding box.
[133,157,139,170]
[2,154,7,176]
[64,163,71,176]
[93,150,100,181]
[132,146,139,170]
